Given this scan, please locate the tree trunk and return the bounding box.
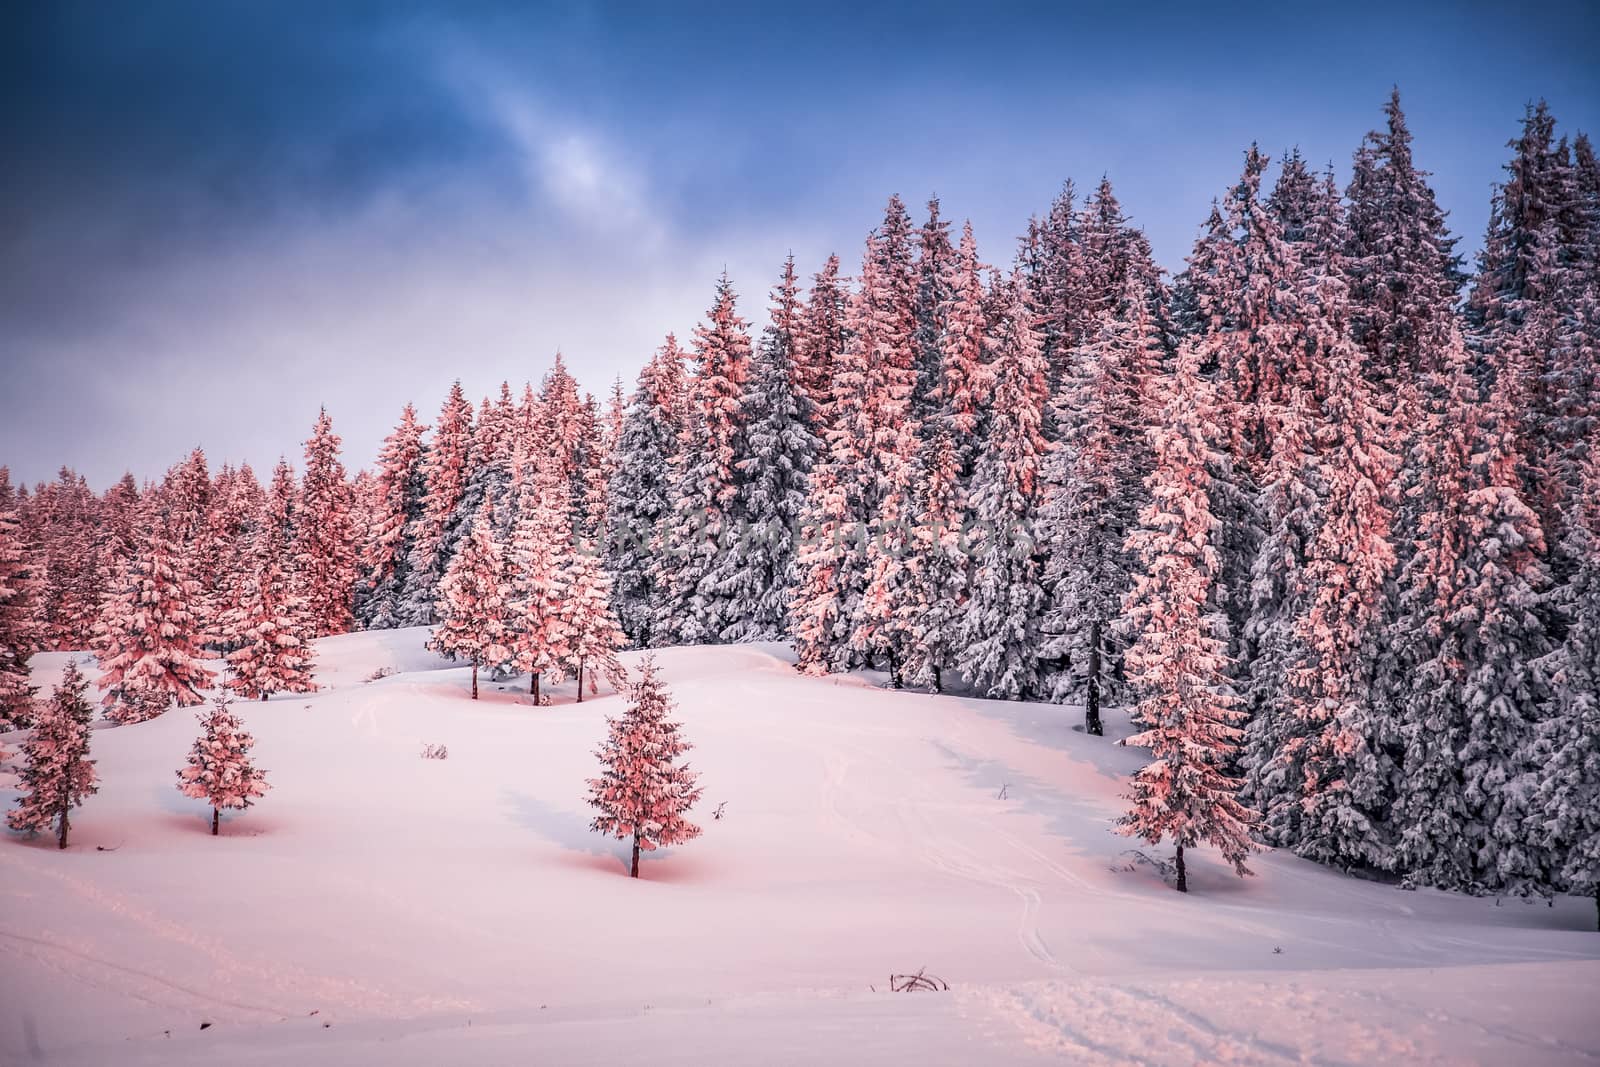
[212,807,220,836]
[1085,618,1103,737]
[261,694,269,702]
[531,672,540,702]
[888,648,901,690]
[471,664,479,700]
[577,658,585,703]
[1594,885,1598,932]
[931,664,942,695]
[630,835,641,878]
[57,803,69,850]
[1175,844,1187,893]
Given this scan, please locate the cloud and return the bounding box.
[435,44,667,250]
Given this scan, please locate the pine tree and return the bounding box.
[852,198,922,677]
[1038,276,1161,731]
[0,469,41,729]
[1078,177,1163,329]
[296,408,358,637]
[93,500,216,723]
[221,516,318,702]
[266,458,299,558]
[1283,304,1400,870]
[606,337,686,647]
[538,354,604,544]
[562,549,626,702]
[176,694,270,836]
[1469,103,1589,548]
[1116,343,1256,892]
[957,275,1050,699]
[1535,442,1600,927]
[30,469,101,650]
[654,274,753,646]
[1344,89,1463,396]
[912,197,956,424]
[356,403,428,629]
[401,382,475,624]
[791,248,875,674]
[795,254,847,437]
[1392,333,1552,893]
[896,221,988,692]
[937,222,989,473]
[7,661,97,849]
[1237,378,1322,842]
[716,256,817,642]
[508,448,574,702]
[427,494,512,700]
[586,656,703,878]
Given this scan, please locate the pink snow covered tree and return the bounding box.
[427,494,512,700]
[586,656,703,877]
[1116,342,1257,892]
[0,468,42,729]
[507,447,575,702]
[221,524,318,701]
[176,694,270,835]
[93,503,216,724]
[562,548,626,702]
[8,661,98,849]
[296,408,358,638]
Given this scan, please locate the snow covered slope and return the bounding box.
[2,629,1596,1065]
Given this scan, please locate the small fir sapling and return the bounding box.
[176,694,270,835]
[586,656,703,877]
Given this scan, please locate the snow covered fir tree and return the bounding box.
[176,694,271,836]
[3,93,1599,919]
[7,661,98,849]
[585,656,703,878]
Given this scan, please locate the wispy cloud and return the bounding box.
[437,45,667,249]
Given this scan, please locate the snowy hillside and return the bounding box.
[3,629,1597,1065]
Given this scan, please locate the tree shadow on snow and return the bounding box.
[501,790,702,881]
[503,790,631,874]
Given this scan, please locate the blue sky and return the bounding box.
[2,0,1597,487]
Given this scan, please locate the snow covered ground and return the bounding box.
[2,629,1596,1065]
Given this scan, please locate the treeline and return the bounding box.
[1,93,1596,910]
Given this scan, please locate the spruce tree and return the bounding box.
[792,243,876,674]
[795,253,847,437]
[586,656,703,878]
[8,661,97,849]
[221,518,318,702]
[1116,343,1256,892]
[562,548,626,702]
[1392,335,1552,893]
[427,494,512,701]
[94,500,215,723]
[401,382,475,624]
[957,275,1050,699]
[176,694,270,836]
[1535,442,1600,927]
[296,408,358,637]
[1284,310,1400,870]
[508,447,574,702]
[1344,89,1462,396]
[356,403,428,630]
[654,274,753,646]
[716,257,817,642]
[0,469,41,729]
[1038,276,1161,731]
[605,337,686,648]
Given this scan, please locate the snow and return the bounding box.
[2,629,1596,1065]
